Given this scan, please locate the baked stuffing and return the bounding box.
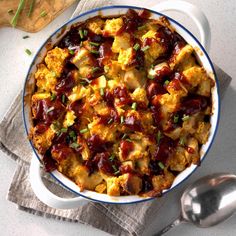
[30,9,214,197]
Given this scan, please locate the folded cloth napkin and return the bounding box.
[0,0,233,235]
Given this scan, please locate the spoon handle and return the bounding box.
[153,216,183,236]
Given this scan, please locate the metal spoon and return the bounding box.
[154,173,236,235]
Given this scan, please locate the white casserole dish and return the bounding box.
[23,1,220,208]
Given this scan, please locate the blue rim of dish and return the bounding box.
[22,5,220,205]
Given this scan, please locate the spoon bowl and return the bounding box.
[155,173,236,235]
[181,173,236,227]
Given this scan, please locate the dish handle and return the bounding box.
[152,0,211,52]
[30,156,88,209]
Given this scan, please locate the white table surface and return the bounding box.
[0,0,236,235]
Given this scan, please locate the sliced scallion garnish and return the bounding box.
[156,130,162,144]
[100,88,104,96]
[120,116,124,124]
[158,161,165,170]
[61,94,66,103]
[8,9,14,14]
[90,50,99,55]
[25,48,32,55]
[182,114,190,121]
[109,154,115,161]
[131,102,137,110]
[50,93,56,101]
[80,128,89,134]
[141,45,150,52]
[70,142,80,149]
[164,80,170,86]
[89,41,100,47]
[27,0,35,17]
[10,0,25,27]
[173,115,179,123]
[79,29,84,39]
[107,118,113,124]
[179,137,185,146]
[60,128,68,133]
[69,49,74,55]
[40,10,47,17]
[133,43,140,51]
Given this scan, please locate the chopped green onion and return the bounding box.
[131,102,137,110]
[80,128,89,134]
[173,115,179,123]
[120,116,124,124]
[138,25,146,30]
[112,165,118,172]
[40,10,47,17]
[109,154,115,161]
[182,114,190,121]
[51,121,60,134]
[114,170,120,175]
[60,128,68,133]
[27,0,35,17]
[50,93,56,101]
[164,80,170,86]
[79,29,84,39]
[107,118,113,124]
[47,107,54,113]
[179,137,185,146]
[69,49,74,55]
[158,161,165,170]
[61,94,66,103]
[148,74,155,80]
[25,48,32,56]
[100,88,104,96]
[151,64,155,69]
[92,67,100,73]
[70,142,80,149]
[83,29,88,36]
[8,9,14,14]
[80,41,83,47]
[89,41,100,47]
[156,130,162,144]
[80,81,87,85]
[69,131,77,141]
[22,35,30,39]
[122,133,128,140]
[10,0,25,27]
[141,45,150,52]
[133,43,140,51]
[126,138,132,142]
[90,50,99,55]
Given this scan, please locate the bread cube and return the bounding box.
[112,33,131,53]
[31,125,55,154]
[35,64,57,92]
[106,177,120,196]
[124,68,145,89]
[103,17,123,36]
[63,110,76,127]
[45,47,69,77]
[118,48,134,70]
[119,173,142,195]
[87,17,104,34]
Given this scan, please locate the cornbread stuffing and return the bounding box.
[30,9,214,197]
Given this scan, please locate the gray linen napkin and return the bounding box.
[0,0,232,235]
